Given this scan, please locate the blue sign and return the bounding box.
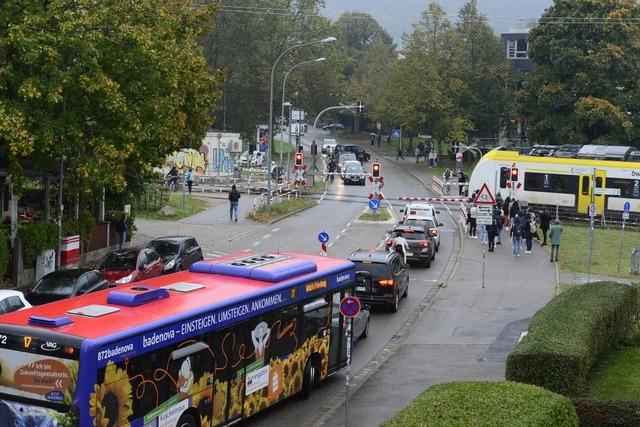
[368,199,380,211]
[340,296,361,318]
[392,129,402,138]
[318,231,330,244]
[624,202,631,213]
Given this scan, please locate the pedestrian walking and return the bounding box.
[487,213,499,252]
[510,214,524,256]
[457,171,467,196]
[468,205,477,238]
[428,150,436,167]
[509,199,520,219]
[370,134,375,146]
[229,184,241,222]
[494,206,504,245]
[186,168,194,194]
[523,211,534,253]
[396,147,404,160]
[377,133,382,147]
[539,209,551,246]
[415,147,421,163]
[443,168,453,195]
[549,219,563,262]
[115,215,127,249]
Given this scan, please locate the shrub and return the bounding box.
[0,227,9,277]
[382,381,578,427]
[506,282,639,396]
[572,399,640,427]
[62,214,97,250]
[18,222,58,266]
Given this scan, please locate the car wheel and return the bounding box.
[423,258,431,268]
[402,283,408,298]
[431,250,435,260]
[436,243,439,252]
[300,360,315,399]
[177,413,197,427]
[361,317,370,339]
[390,292,399,313]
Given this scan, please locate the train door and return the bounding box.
[577,171,606,214]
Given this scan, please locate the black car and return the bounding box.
[26,269,109,305]
[147,236,203,273]
[389,224,435,267]
[348,250,409,312]
[339,144,371,162]
[343,164,366,186]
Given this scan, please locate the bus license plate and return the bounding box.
[406,252,413,256]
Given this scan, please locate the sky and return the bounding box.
[322,0,555,43]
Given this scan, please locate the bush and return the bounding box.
[0,227,9,277]
[18,222,58,266]
[382,381,578,427]
[572,399,640,427]
[506,282,639,396]
[62,214,97,250]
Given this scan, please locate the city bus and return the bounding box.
[0,252,356,426]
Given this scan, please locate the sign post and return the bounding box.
[368,198,380,220]
[473,183,496,289]
[340,296,361,427]
[318,231,330,256]
[587,169,597,283]
[618,202,631,274]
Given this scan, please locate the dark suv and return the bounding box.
[348,250,409,312]
[337,144,371,162]
[389,224,435,267]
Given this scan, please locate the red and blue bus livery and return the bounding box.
[0,252,356,426]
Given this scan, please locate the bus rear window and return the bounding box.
[0,334,78,407]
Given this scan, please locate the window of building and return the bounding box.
[507,39,529,59]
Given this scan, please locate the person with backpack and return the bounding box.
[229,184,241,222]
[457,171,467,196]
[442,168,453,195]
[468,205,477,238]
[510,213,524,256]
[523,211,535,253]
[494,206,504,245]
[487,212,499,252]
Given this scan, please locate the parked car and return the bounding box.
[348,249,409,312]
[0,290,32,314]
[353,305,371,341]
[343,163,366,186]
[402,215,444,251]
[26,269,108,306]
[337,144,371,162]
[400,202,440,224]
[250,151,265,167]
[322,138,338,155]
[147,236,203,273]
[239,151,251,167]
[96,248,164,284]
[388,224,435,267]
[322,123,345,131]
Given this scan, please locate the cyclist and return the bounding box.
[327,156,337,183]
[442,168,453,195]
[165,166,179,190]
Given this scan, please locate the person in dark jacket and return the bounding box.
[539,209,552,246]
[510,213,524,256]
[523,211,534,253]
[457,171,467,196]
[229,185,241,222]
[487,213,499,252]
[115,215,127,249]
[509,199,520,219]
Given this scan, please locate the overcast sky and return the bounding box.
[322,0,554,43]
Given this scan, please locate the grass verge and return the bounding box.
[247,197,315,223]
[558,225,640,278]
[136,194,206,221]
[588,346,640,400]
[359,208,391,221]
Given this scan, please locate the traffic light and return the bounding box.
[372,163,381,178]
[295,152,304,167]
[511,167,519,181]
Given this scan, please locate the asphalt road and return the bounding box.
[221,151,458,426]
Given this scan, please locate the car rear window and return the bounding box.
[351,261,391,279]
[400,231,427,240]
[405,219,436,229]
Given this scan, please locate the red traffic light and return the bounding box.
[295,153,304,167]
[510,167,519,181]
[372,163,381,178]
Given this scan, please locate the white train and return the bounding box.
[469,148,640,216]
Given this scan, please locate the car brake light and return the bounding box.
[419,241,430,247]
[379,279,394,286]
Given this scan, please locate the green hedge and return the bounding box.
[0,227,9,277]
[572,399,640,427]
[382,381,578,427]
[506,282,639,396]
[18,222,58,266]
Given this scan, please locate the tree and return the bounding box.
[520,0,640,145]
[0,0,223,194]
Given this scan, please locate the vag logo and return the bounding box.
[41,342,60,352]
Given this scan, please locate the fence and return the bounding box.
[252,185,300,214]
[432,176,469,197]
[136,185,170,213]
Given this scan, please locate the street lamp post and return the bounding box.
[267,37,336,211]
[281,58,326,171]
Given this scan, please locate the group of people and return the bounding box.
[165,166,195,194]
[465,193,564,261]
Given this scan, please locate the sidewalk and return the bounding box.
[323,154,559,426]
[133,194,265,253]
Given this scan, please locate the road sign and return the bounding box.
[339,296,361,318]
[623,212,630,221]
[368,199,380,211]
[589,203,597,217]
[476,205,493,226]
[391,129,402,138]
[473,183,497,205]
[624,202,631,213]
[594,188,621,196]
[317,231,330,244]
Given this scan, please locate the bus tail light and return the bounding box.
[379,279,394,287]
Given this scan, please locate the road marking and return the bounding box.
[342,229,347,233]
[262,234,272,239]
[335,235,341,240]
[241,249,251,253]
[347,222,352,227]
[272,228,280,232]
[328,242,335,247]
[252,241,261,247]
